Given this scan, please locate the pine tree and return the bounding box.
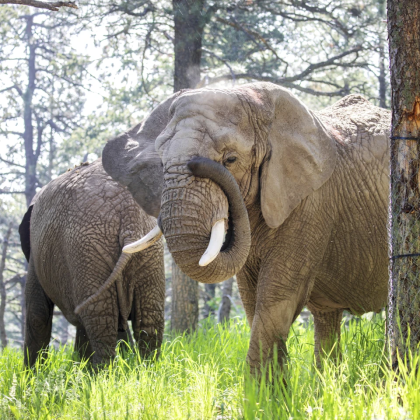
[388,0,420,368]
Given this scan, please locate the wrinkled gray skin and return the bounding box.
[103,82,390,371]
[19,159,165,367]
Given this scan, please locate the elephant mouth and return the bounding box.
[221,211,233,252]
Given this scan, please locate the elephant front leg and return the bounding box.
[24,263,54,367]
[237,262,259,328]
[247,261,316,377]
[247,300,295,376]
[308,306,343,367]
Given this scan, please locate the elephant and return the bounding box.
[102,82,390,372]
[19,158,165,367]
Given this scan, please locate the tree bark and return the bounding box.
[173,0,206,92]
[170,259,199,332]
[202,283,216,319]
[388,0,420,369]
[0,223,13,349]
[218,277,234,324]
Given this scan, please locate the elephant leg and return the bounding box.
[131,249,165,358]
[74,325,93,360]
[237,262,259,328]
[78,288,119,366]
[247,299,295,376]
[24,262,54,367]
[309,306,343,367]
[247,261,317,376]
[117,329,130,342]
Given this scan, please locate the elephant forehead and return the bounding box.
[157,109,256,163]
[161,126,220,163]
[173,90,245,125]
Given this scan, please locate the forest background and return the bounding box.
[0,0,388,348]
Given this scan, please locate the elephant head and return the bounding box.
[103,82,337,283]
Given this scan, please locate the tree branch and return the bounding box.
[281,46,364,83]
[201,48,236,84]
[0,157,25,168]
[0,172,25,176]
[201,73,353,97]
[0,130,25,137]
[0,0,78,11]
[0,84,23,97]
[215,16,285,63]
[0,190,26,194]
[5,273,27,286]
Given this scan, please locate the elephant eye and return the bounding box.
[224,156,237,165]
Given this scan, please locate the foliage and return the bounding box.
[0,316,419,419]
[83,0,389,109]
[0,5,91,197]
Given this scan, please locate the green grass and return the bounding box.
[1,316,419,419]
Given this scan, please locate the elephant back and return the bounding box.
[317,95,391,155]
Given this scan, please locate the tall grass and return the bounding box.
[0,316,419,419]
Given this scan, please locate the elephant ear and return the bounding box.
[102,91,184,217]
[259,84,337,229]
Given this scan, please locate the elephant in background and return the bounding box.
[19,158,165,366]
[102,83,390,372]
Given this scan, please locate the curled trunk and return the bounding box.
[161,158,251,283]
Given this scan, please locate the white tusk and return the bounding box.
[199,219,226,267]
[123,225,163,254]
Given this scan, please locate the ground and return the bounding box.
[0,315,419,419]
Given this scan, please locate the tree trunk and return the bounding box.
[23,15,38,207]
[378,0,387,109]
[218,277,234,324]
[18,16,39,341]
[378,43,387,109]
[388,0,420,369]
[170,0,207,332]
[202,283,216,319]
[0,223,13,349]
[170,259,199,332]
[173,0,205,92]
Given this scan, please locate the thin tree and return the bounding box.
[202,284,216,319]
[0,223,13,348]
[388,0,420,368]
[170,261,199,332]
[218,277,234,324]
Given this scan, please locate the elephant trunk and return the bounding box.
[161,157,251,283]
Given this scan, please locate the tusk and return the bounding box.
[123,225,163,254]
[199,219,226,267]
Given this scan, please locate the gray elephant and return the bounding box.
[102,83,390,372]
[19,158,165,366]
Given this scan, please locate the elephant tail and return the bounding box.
[74,252,131,315]
[19,205,34,262]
